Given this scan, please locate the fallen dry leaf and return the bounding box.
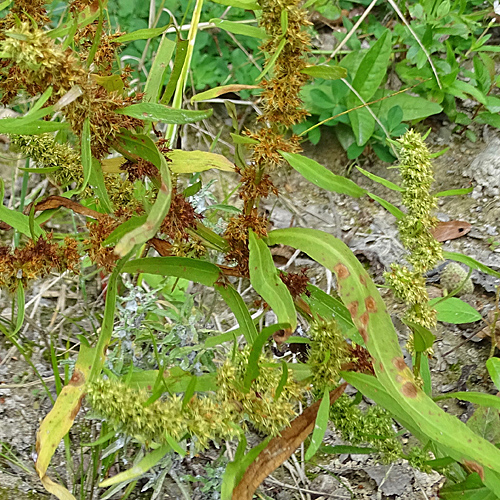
[432,221,471,242]
[232,383,347,500]
[32,196,105,220]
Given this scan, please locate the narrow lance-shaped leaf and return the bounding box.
[248,230,297,333]
[268,227,500,487]
[280,151,366,198]
[305,387,331,460]
[115,102,213,124]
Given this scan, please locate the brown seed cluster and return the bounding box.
[84,216,121,273]
[279,268,310,298]
[160,189,203,242]
[0,235,80,292]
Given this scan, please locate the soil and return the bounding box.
[0,107,499,499]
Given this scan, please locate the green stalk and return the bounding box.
[164,0,204,145]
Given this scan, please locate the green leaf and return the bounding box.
[356,166,403,192]
[92,74,124,93]
[275,362,288,400]
[248,230,296,330]
[435,187,473,197]
[448,80,487,105]
[192,84,259,103]
[305,388,330,460]
[0,180,43,238]
[114,133,171,256]
[88,158,113,213]
[404,321,435,352]
[300,65,347,80]
[79,118,92,193]
[348,107,375,147]
[257,37,286,81]
[143,35,176,103]
[99,445,170,487]
[123,257,220,287]
[115,103,213,124]
[444,251,500,279]
[350,30,392,102]
[113,25,170,43]
[210,18,266,38]
[476,111,500,129]
[376,92,443,121]
[485,96,500,114]
[429,297,482,324]
[280,151,366,198]
[467,406,500,445]
[160,36,189,105]
[168,150,234,173]
[486,358,500,391]
[243,323,288,391]
[0,117,67,134]
[215,284,259,344]
[103,215,148,247]
[439,473,498,500]
[230,133,259,145]
[367,193,404,219]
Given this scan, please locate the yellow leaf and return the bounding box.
[168,150,235,173]
[101,156,127,173]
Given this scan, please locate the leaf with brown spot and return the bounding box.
[36,345,96,496]
[232,384,347,500]
[431,221,471,242]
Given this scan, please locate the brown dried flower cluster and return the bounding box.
[122,158,159,182]
[160,189,203,242]
[279,268,310,298]
[84,216,121,273]
[0,235,80,292]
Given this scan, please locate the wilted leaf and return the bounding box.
[432,221,472,242]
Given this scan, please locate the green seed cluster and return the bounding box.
[384,130,443,329]
[308,320,349,391]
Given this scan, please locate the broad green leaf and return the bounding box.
[191,84,259,103]
[439,473,498,500]
[350,30,392,102]
[300,65,347,80]
[115,103,213,124]
[210,18,266,39]
[99,445,171,487]
[486,358,500,391]
[467,406,500,445]
[367,192,404,219]
[485,96,500,113]
[248,230,297,331]
[243,324,288,391]
[477,111,500,128]
[36,344,96,479]
[305,388,330,460]
[269,227,500,483]
[113,25,169,43]
[114,133,171,256]
[210,0,260,9]
[356,166,403,192]
[435,187,473,197]
[347,107,375,147]
[144,35,176,103]
[448,80,487,105]
[123,257,220,287]
[280,151,366,198]
[444,251,500,279]
[168,150,235,173]
[0,179,43,238]
[376,93,443,121]
[429,297,482,324]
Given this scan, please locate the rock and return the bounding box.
[364,464,413,496]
